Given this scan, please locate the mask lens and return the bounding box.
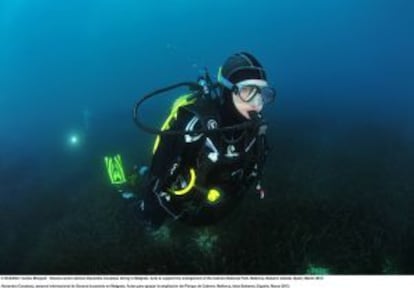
[239,85,258,102]
[237,84,276,104]
[261,87,276,104]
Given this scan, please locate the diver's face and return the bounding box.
[232,88,264,119]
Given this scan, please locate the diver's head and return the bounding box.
[218,52,275,120]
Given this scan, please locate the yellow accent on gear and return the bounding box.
[152,93,196,154]
[171,168,196,196]
[207,188,221,203]
[104,154,127,185]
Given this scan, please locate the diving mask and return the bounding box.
[235,79,276,104]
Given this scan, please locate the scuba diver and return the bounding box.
[107,52,276,229]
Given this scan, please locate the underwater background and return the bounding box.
[1,0,413,274]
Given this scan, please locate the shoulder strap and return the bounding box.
[152,93,196,154]
[180,98,221,131]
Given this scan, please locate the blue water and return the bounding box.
[1,0,413,274]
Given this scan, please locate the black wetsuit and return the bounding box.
[139,94,268,227]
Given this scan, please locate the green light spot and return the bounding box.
[306,264,330,275]
[194,228,218,255]
[150,225,171,244]
[70,135,78,144]
[382,258,398,274]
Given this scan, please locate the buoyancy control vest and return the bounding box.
[152,95,269,225]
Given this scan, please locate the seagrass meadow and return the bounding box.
[1,0,413,274]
